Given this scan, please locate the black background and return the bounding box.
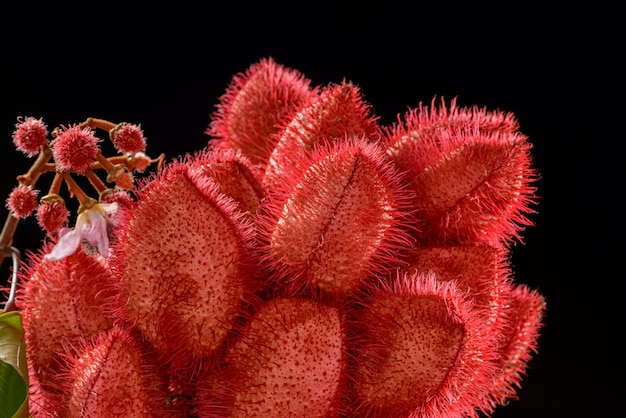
[1,2,622,417]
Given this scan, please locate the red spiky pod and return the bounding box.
[385,97,520,160]
[16,244,116,415]
[384,98,538,246]
[263,81,382,191]
[109,157,260,372]
[258,137,415,300]
[63,326,172,417]
[348,272,499,418]
[207,57,317,166]
[402,245,512,330]
[195,297,348,417]
[478,282,546,413]
[186,147,265,218]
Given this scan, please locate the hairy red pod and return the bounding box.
[16,245,116,414]
[259,137,415,299]
[187,148,265,218]
[385,98,537,246]
[196,297,347,417]
[263,81,381,191]
[384,97,520,159]
[64,326,170,417]
[478,282,546,412]
[207,57,317,166]
[403,245,512,329]
[348,272,499,418]
[110,158,259,371]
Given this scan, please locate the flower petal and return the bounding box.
[44,228,83,261]
[82,210,110,257]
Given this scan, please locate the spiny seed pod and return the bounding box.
[348,272,499,418]
[478,282,546,412]
[207,57,317,166]
[64,326,170,418]
[384,97,520,160]
[258,137,415,300]
[196,297,347,417]
[17,245,116,411]
[385,111,538,246]
[403,245,512,329]
[110,157,259,371]
[263,81,381,191]
[186,148,265,218]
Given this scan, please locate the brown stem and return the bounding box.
[47,172,64,196]
[1,146,54,265]
[63,172,91,206]
[81,117,117,132]
[96,151,116,171]
[0,215,19,266]
[84,168,108,194]
[16,146,53,186]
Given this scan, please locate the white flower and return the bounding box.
[45,202,118,261]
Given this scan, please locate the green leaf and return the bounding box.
[0,311,29,418]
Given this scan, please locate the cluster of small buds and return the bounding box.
[4,116,163,245]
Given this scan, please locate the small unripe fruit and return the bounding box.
[12,116,49,156]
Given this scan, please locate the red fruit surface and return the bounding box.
[17,246,116,412]
[350,273,498,418]
[479,282,546,411]
[263,81,381,190]
[112,160,258,369]
[403,245,511,328]
[384,97,520,161]
[187,148,265,217]
[66,327,167,417]
[196,297,346,417]
[261,138,414,299]
[384,99,537,246]
[207,57,317,166]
